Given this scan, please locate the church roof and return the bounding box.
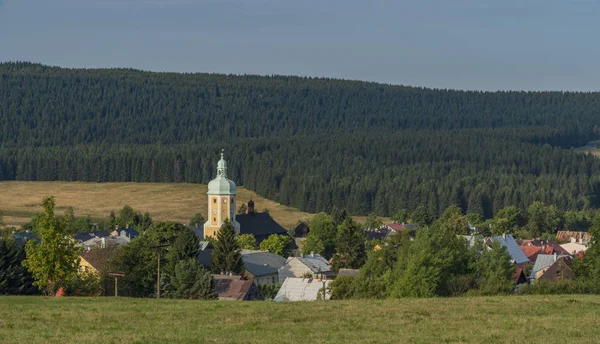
[207,150,236,195]
[237,212,287,238]
[237,212,295,247]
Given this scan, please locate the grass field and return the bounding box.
[574,141,600,157]
[0,181,312,229]
[0,296,599,343]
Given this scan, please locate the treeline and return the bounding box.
[1,130,600,217]
[2,62,600,218]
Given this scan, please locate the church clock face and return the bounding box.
[212,210,217,214]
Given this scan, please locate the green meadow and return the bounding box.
[0,295,599,343]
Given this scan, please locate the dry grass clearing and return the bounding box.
[0,295,599,343]
[574,141,600,157]
[0,181,312,229]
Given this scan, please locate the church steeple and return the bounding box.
[204,149,240,238]
[217,149,227,177]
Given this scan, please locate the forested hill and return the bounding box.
[1,61,600,217]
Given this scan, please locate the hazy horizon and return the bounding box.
[1,0,599,92]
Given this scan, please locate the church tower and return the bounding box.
[203,150,241,238]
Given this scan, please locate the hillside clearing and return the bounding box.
[0,181,382,230]
[0,295,599,343]
[0,181,312,229]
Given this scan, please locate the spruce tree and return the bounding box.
[0,238,37,295]
[211,219,243,274]
[332,218,367,271]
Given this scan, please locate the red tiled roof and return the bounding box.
[519,246,541,260]
[387,223,405,231]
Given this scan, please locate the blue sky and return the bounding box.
[1,0,599,91]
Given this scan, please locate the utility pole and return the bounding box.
[108,272,125,297]
[150,244,169,299]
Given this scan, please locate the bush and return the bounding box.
[329,276,355,300]
[517,280,590,295]
[64,271,103,296]
[258,283,281,300]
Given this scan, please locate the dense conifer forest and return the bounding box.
[1,62,600,217]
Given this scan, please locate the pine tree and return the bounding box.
[332,218,367,271]
[211,219,243,274]
[0,238,38,295]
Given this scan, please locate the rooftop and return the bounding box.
[241,250,287,277]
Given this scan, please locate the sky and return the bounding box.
[1,0,599,91]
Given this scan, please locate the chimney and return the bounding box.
[554,253,558,262]
[502,233,506,239]
[571,237,576,243]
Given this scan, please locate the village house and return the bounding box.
[274,277,332,302]
[79,250,105,274]
[278,254,334,283]
[110,226,139,242]
[486,234,530,266]
[212,275,264,301]
[561,239,589,255]
[556,231,592,246]
[241,250,287,285]
[529,254,574,282]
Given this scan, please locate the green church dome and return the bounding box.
[207,150,237,195]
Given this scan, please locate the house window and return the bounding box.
[272,276,275,283]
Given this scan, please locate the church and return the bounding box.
[202,151,292,245]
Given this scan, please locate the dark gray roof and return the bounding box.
[116,228,139,239]
[364,227,389,241]
[294,223,310,238]
[190,224,204,239]
[74,231,111,242]
[12,232,40,246]
[197,249,213,269]
[237,212,288,243]
[241,250,287,277]
[489,234,529,265]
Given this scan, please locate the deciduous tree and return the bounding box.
[22,197,82,295]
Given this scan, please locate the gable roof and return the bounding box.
[74,231,111,242]
[80,250,109,272]
[364,227,389,241]
[294,223,310,238]
[530,254,569,279]
[296,254,332,274]
[12,232,40,246]
[560,242,588,255]
[519,245,542,262]
[116,228,139,239]
[241,250,287,277]
[237,212,288,242]
[213,279,263,300]
[556,231,593,243]
[489,234,530,265]
[274,277,332,302]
